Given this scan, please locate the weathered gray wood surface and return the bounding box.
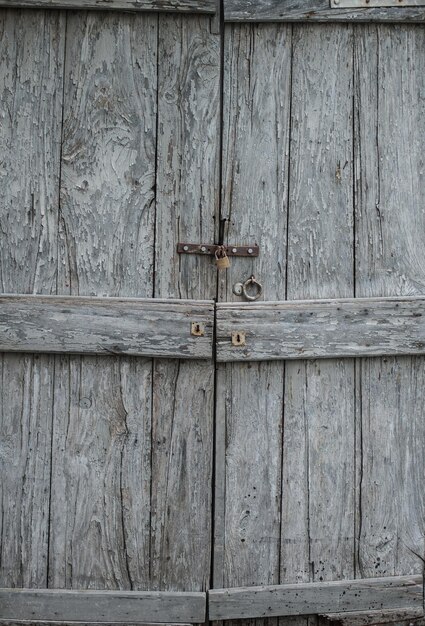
[50,11,219,597]
[224,1,425,21]
[0,589,206,623]
[0,619,191,626]
[0,623,195,626]
[208,576,423,620]
[320,607,424,626]
[332,0,425,7]
[354,24,425,577]
[216,297,425,362]
[49,10,157,595]
[0,7,219,604]
[0,0,216,13]
[0,295,214,359]
[0,8,65,589]
[149,13,219,591]
[214,23,291,608]
[282,24,355,617]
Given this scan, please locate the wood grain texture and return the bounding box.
[0,623,196,626]
[59,11,157,299]
[208,576,423,620]
[282,24,355,593]
[223,0,425,22]
[50,10,158,594]
[215,23,292,601]
[332,0,425,7]
[150,13,219,591]
[354,24,425,578]
[0,0,216,13]
[0,8,65,589]
[0,589,206,623]
[0,295,214,359]
[216,297,425,362]
[320,607,424,626]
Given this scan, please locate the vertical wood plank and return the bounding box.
[354,24,425,577]
[217,20,292,604]
[50,11,158,591]
[151,14,220,591]
[0,8,65,588]
[49,355,153,590]
[283,23,355,594]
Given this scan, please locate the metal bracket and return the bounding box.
[331,0,425,7]
[177,243,259,258]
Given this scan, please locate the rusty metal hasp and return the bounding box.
[177,243,259,257]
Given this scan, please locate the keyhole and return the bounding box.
[232,331,246,347]
[191,322,205,337]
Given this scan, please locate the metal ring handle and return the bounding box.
[242,275,263,302]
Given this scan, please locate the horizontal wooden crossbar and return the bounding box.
[0,589,206,624]
[0,623,194,626]
[0,295,214,359]
[224,0,425,22]
[216,296,425,362]
[0,0,216,13]
[208,575,423,620]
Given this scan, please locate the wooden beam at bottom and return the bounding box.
[0,589,206,624]
[208,576,423,620]
[320,607,424,626]
[0,623,194,626]
[0,1,216,14]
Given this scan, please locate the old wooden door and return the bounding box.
[0,1,219,621]
[211,0,425,620]
[1,0,425,623]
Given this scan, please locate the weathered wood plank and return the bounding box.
[224,1,425,22]
[0,295,214,359]
[208,576,423,620]
[0,0,216,14]
[332,0,425,7]
[50,10,157,593]
[216,297,425,362]
[320,607,424,626]
[0,623,195,626]
[282,23,355,599]
[150,13,219,591]
[215,23,292,607]
[354,24,425,578]
[0,9,65,589]
[0,589,206,623]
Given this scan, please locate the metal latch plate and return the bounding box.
[331,0,425,6]
[177,243,259,257]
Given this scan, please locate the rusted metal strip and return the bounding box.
[177,243,259,257]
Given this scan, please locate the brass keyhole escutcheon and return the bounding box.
[191,322,205,337]
[232,331,246,347]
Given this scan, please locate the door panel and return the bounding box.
[354,24,425,576]
[215,18,425,616]
[0,7,219,602]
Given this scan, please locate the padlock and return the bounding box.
[215,246,230,270]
